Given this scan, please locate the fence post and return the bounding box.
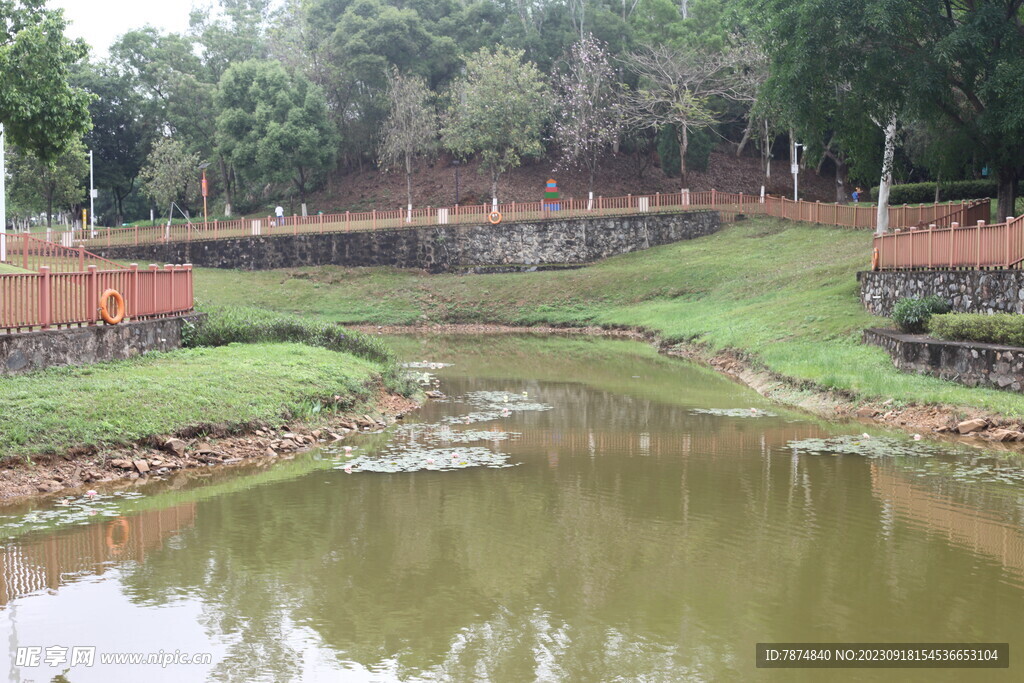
[977,220,984,268]
[293,215,298,235]
[166,264,175,313]
[86,265,98,325]
[38,266,51,330]
[78,246,85,271]
[346,211,350,231]
[106,227,111,247]
[130,263,139,320]
[372,209,377,231]
[928,224,934,268]
[711,188,717,205]
[214,219,218,240]
[149,264,158,315]
[950,223,958,269]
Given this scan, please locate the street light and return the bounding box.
[198,161,211,228]
[89,149,95,236]
[791,141,803,201]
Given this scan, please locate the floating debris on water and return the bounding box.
[336,447,516,474]
[786,435,941,459]
[691,408,777,418]
[401,361,452,370]
[0,490,146,538]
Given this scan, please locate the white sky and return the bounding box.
[49,0,202,56]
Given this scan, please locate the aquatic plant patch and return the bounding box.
[690,408,777,418]
[334,447,516,473]
[0,490,145,539]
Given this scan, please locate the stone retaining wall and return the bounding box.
[91,211,720,272]
[863,327,1024,392]
[0,314,203,376]
[858,270,1024,316]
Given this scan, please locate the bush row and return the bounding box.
[868,179,1012,204]
[928,313,1024,348]
[891,296,951,333]
[184,305,416,395]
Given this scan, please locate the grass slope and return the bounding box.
[194,217,1024,417]
[0,343,383,457]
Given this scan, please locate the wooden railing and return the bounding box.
[1,192,983,255]
[0,264,194,333]
[1,233,127,272]
[873,216,1024,271]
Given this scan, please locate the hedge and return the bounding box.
[868,179,1010,204]
[928,313,1024,348]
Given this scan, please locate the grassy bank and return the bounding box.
[193,217,1024,417]
[0,342,388,458]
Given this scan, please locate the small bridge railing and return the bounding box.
[0,264,194,333]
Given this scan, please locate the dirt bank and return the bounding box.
[0,392,420,503]
[355,323,1024,452]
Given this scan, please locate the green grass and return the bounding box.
[0,263,29,273]
[0,343,385,458]
[194,217,1024,418]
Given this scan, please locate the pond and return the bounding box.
[0,335,1021,681]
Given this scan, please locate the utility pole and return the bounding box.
[89,149,95,235]
[791,139,802,201]
[0,123,5,263]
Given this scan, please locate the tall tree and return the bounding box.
[0,0,92,162]
[7,139,88,227]
[378,69,438,213]
[620,46,730,183]
[552,35,622,197]
[140,137,200,213]
[442,46,550,203]
[215,59,338,209]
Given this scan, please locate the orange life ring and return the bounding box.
[488,211,502,225]
[99,289,125,324]
[871,247,880,271]
[105,517,130,553]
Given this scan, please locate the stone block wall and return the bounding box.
[858,270,1024,316]
[91,211,720,272]
[863,327,1024,392]
[0,315,203,376]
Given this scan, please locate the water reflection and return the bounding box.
[0,335,1021,681]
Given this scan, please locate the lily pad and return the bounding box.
[336,447,516,474]
[691,408,777,418]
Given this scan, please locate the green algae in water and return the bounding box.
[786,435,945,459]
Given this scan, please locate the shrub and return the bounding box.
[868,179,1016,204]
[929,313,1024,347]
[186,305,416,395]
[891,296,951,333]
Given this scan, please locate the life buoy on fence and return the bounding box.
[105,517,130,554]
[488,211,502,225]
[871,247,880,271]
[99,289,125,324]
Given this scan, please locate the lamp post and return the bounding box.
[791,141,803,201]
[89,149,95,236]
[0,123,5,263]
[198,161,211,229]
[453,159,460,205]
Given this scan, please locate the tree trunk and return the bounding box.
[677,125,689,183]
[736,119,752,157]
[997,166,1018,223]
[834,155,849,204]
[405,152,413,210]
[46,192,53,228]
[218,156,233,217]
[875,114,897,235]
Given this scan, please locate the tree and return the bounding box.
[7,139,88,227]
[552,35,621,197]
[378,69,438,212]
[75,62,158,226]
[140,138,200,213]
[215,59,337,209]
[0,0,92,162]
[443,47,550,203]
[620,46,727,183]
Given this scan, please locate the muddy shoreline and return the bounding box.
[0,392,420,504]
[355,323,1024,452]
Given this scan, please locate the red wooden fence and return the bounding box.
[0,264,194,333]
[873,216,1024,271]
[1,192,986,256]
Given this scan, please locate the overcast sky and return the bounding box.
[50,0,196,55]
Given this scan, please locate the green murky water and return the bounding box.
[1,335,1022,682]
